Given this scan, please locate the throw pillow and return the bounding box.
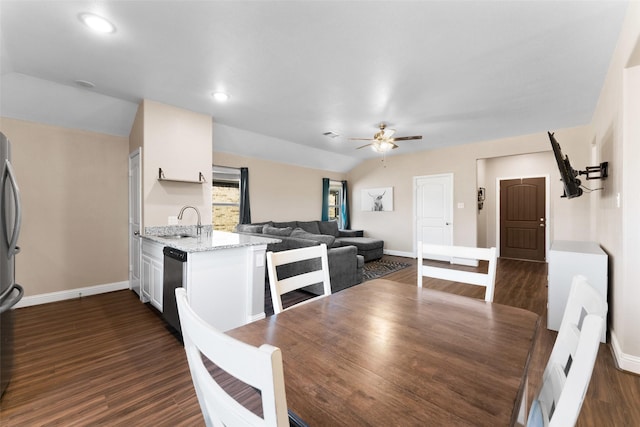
[318,221,339,237]
[297,221,321,234]
[263,225,293,237]
[235,224,263,234]
[291,228,336,248]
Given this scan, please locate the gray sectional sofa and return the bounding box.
[235,220,383,294]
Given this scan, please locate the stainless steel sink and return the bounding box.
[159,234,195,239]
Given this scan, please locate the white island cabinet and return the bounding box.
[142,230,280,332]
[548,240,608,342]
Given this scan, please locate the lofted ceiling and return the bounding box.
[0,1,629,172]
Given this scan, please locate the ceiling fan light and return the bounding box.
[379,141,393,151]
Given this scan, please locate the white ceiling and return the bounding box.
[0,1,629,172]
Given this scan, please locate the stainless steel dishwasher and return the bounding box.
[162,246,187,334]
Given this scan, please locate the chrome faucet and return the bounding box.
[178,205,202,235]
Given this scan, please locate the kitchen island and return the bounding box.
[141,227,280,332]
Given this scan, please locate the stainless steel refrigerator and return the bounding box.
[0,131,24,399]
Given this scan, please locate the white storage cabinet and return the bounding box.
[141,239,164,311]
[548,240,608,342]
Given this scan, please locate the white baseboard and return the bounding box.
[15,281,131,308]
[383,249,413,258]
[610,330,640,374]
[248,312,266,323]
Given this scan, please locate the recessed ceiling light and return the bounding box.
[212,91,229,102]
[79,13,116,34]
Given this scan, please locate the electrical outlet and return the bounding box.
[168,215,178,225]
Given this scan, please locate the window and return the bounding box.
[328,180,343,227]
[212,166,240,232]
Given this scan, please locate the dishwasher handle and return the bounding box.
[163,246,187,262]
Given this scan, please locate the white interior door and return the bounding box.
[415,174,453,258]
[129,148,142,297]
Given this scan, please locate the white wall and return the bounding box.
[591,1,640,373]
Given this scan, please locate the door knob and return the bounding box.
[133,231,140,236]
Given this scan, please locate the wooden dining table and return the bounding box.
[227,278,540,426]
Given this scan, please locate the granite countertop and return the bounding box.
[142,225,280,253]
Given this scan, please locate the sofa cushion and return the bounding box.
[318,221,340,237]
[335,237,383,251]
[297,221,321,234]
[236,224,263,233]
[291,228,336,248]
[273,221,298,229]
[263,225,293,237]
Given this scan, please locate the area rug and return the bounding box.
[363,259,411,282]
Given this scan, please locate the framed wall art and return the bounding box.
[362,187,393,211]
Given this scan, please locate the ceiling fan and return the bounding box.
[349,123,422,153]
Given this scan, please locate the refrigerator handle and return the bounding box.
[3,160,22,256]
[0,283,23,313]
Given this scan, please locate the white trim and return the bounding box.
[384,249,413,258]
[14,281,130,308]
[610,330,640,374]
[248,312,266,323]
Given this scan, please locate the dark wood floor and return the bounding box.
[1,256,638,426]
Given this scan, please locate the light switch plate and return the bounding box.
[168,215,178,225]
[457,202,464,209]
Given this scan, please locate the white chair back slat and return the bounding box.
[417,242,497,302]
[527,276,607,427]
[175,288,290,427]
[266,244,332,314]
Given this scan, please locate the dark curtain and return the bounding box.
[239,167,251,224]
[341,180,350,229]
[321,178,330,221]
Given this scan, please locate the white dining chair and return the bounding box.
[417,242,497,302]
[266,244,332,314]
[175,287,291,427]
[527,275,607,427]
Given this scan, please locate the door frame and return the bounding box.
[495,174,550,260]
[129,147,142,297]
[413,173,454,257]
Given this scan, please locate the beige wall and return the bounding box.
[347,127,592,255]
[477,126,594,253]
[134,100,213,228]
[213,151,345,223]
[591,1,640,371]
[0,117,129,297]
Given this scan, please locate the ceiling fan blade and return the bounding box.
[356,143,372,150]
[348,137,374,141]
[390,135,422,141]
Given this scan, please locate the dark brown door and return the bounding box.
[500,177,546,261]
